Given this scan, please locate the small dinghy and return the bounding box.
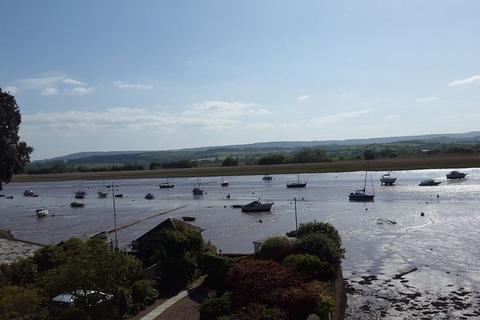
[36,208,48,217]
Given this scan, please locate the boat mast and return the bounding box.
[363,170,368,192]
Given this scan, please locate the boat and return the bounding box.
[35,208,48,217]
[380,173,397,186]
[262,174,273,181]
[91,231,108,240]
[349,171,375,202]
[192,187,204,196]
[23,190,39,197]
[74,191,86,199]
[446,170,467,180]
[159,178,175,188]
[286,174,307,188]
[241,200,274,213]
[221,180,229,187]
[145,193,155,200]
[97,190,108,198]
[114,193,125,198]
[0,194,4,197]
[6,195,14,199]
[419,179,442,186]
[182,216,196,222]
[70,201,85,208]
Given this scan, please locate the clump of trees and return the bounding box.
[0,89,33,190]
[222,156,239,166]
[0,238,155,319]
[257,148,331,165]
[200,221,344,320]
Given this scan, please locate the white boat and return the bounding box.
[380,173,397,186]
[24,190,39,197]
[97,190,108,198]
[221,180,229,187]
[36,208,48,217]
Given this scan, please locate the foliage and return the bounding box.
[286,148,331,164]
[363,149,376,160]
[256,236,294,262]
[220,303,288,320]
[294,233,344,269]
[283,254,336,281]
[0,89,33,190]
[295,222,342,247]
[226,259,334,319]
[200,292,232,320]
[222,156,239,166]
[131,279,156,308]
[162,159,196,169]
[257,154,285,165]
[0,285,46,320]
[202,253,232,290]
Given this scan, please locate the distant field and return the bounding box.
[12,154,480,183]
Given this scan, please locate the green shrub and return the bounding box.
[294,233,344,269]
[200,292,232,320]
[295,222,342,247]
[256,236,293,262]
[131,279,156,307]
[284,254,336,281]
[0,286,46,319]
[202,253,231,290]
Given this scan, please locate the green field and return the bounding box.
[12,154,480,183]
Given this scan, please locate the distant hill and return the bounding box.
[32,131,480,168]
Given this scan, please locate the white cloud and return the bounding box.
[67,86,95,96]
[298,95,310,101]
[16,73,94,96]
[448,75,480,87]
[23,101,272,131]
[41,87,59,96]
[114,81,153,89]
[245,122,274,130]
[310,109,372,127]
[415,96,438,103]
[3,86,18,94]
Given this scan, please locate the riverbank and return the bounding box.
[13,154,480,183]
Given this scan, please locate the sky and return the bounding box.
[1,0,480,160]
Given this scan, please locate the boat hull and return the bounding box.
[349,194,375,202]
[286,183,307,188]
[241,201,273,212]
[446,173,467,180]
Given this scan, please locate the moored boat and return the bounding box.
[145,193,155,200]
[419,179,442,186]
[262,174,273,181]
[221,180,229,187]
[193,187,204,196]
[286,174,307,188]
[97,190,108,198]
[380,173,397,186]
[241,200,274,213]
[70,201,85,208]
[35,208,48,217]
[446,171,467,180]
[349,171,375,202]
[23,190,39,197]
[182,216,196,222]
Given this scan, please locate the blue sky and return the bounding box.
[1,0,480,159]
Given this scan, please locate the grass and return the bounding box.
[12,153,480,183]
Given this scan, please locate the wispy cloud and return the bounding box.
[114,81,153,89]
[384,114,399,120]
[297,95,310,101]
[23,101,272,131]
[245,122,274,130]
[310,109,372,127]
[3,86,18,94]
[448,75,480,87]
[415,96,438,103]
[16,73,94,96]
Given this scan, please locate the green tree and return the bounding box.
[363,149,376,160]
[222,156,239,166]
[0,89,33,190]
[0,285,46,320]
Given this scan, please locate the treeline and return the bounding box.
[26,161,146,174]
[257,148,331,165]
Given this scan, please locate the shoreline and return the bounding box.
[12,154,480,183]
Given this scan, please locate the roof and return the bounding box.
[134,217,203,243]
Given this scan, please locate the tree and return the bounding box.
[0,89,33,190]
[363,149,376,160]
[222,157,239,166]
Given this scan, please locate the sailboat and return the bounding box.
[159,177,175,188]
[286,174,307,188]
[349,171,375,202]
[221,177,229,187]
[192,178,204,196]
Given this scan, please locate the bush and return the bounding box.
[295,222,342,247]
[284,254,336,281]
[200,292,232,320]
[202,253,231,290]
[257,154,285,165]
[222,157,239,166]
[131,280,157,307]
[294,233,344,269]
[256,236,294,262]
[0,286,46,319]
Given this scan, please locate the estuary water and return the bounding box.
[2,168,480,319]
